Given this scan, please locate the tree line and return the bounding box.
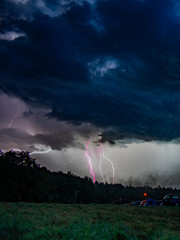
[0,150,179,203]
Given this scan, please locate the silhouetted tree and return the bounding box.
[0,150,179,203]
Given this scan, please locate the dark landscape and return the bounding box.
[1,151,180,204]
[1,202,180,240]
[0,151,180,240]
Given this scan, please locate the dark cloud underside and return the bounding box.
[1,0,180,142]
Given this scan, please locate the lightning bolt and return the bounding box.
[6,148,52,156]
[98,146,105,183]
[85,140,96,183]
[29,149,52,156]
[100,144,115,185]
[8,108,19,128]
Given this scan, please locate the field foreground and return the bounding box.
[0,203,180,240]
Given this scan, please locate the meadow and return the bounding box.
[0,203,180,240]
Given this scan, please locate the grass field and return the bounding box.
[0,203,180,240]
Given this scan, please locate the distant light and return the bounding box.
[144,193,147,197]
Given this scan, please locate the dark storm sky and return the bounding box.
[1,0,180,144]
[2,0,180,187]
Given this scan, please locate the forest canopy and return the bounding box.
[0,150,179,203]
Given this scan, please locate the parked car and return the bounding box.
[129,201,141,205]
[161,194,180,206]
[155,200,162,206]
[140,198,157,206]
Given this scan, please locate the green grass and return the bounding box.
[0,203,180,240]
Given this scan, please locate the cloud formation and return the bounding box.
[0,93,100,151]
[1,0,180,143]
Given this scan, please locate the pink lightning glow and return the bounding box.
[85,140,96,183]
[100,144,115,185]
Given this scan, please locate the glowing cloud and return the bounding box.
[0,31,26,41]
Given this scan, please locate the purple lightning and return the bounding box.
[100,144,115,185]
[98,146,105,183]
[85,140,96,183]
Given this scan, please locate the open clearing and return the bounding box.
[0,202,180,240]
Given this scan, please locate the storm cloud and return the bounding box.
[0,93,100,151]
[1,0,180,144]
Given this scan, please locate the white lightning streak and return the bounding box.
[29,149,52,155]
[8,108,19,128]
[2,148,52,157]
[98,146,105,183]
[100,144,115,185]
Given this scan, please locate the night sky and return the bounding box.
[1,0,180,187]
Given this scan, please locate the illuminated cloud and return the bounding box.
[0,31,26,41]
[0,93,100,151]
[88,58,118,78]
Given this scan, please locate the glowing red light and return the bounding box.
[144,193,147,197]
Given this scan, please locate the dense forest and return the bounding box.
[0,150,179,203]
